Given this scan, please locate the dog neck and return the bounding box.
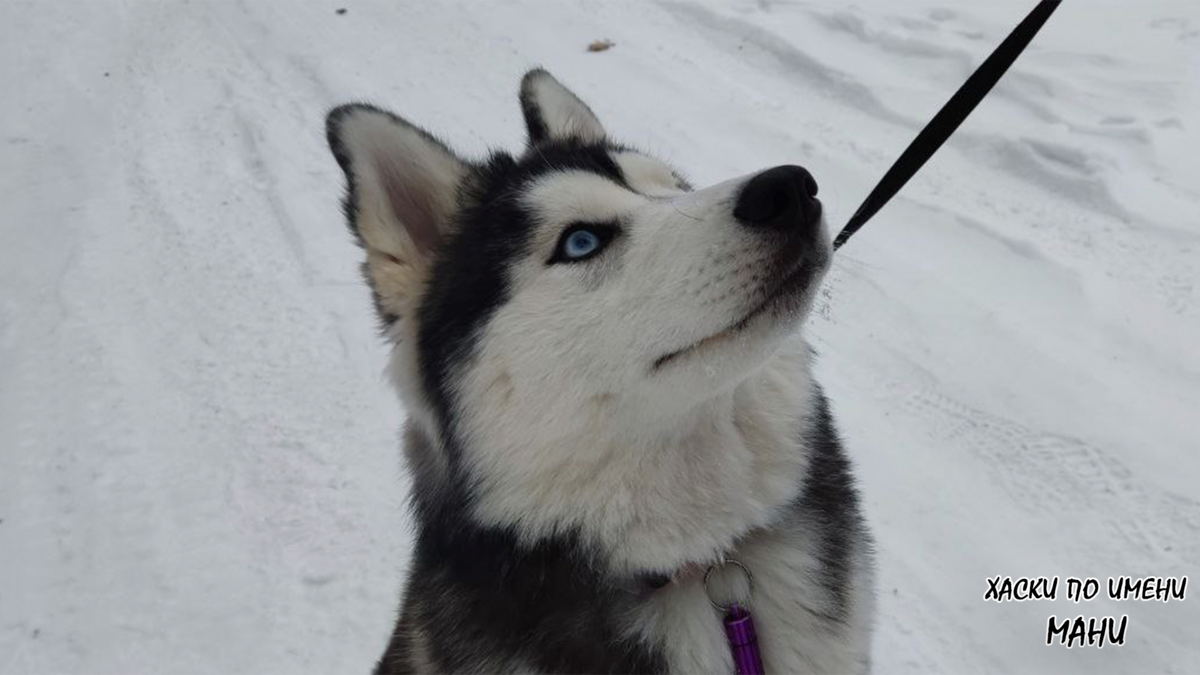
[446,337,821,577]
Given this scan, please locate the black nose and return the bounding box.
[733,165,820,233]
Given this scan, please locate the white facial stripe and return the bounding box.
[612,152,687,197]
[521,170,645,254]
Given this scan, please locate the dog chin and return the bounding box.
[651,250,827,375]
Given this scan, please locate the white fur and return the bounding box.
[612,151,689,196]
[523,70,606,143]
[460,329,818,572]
[337,93,872,670]
[438,149,869,670]
[333,107,466,320]
[630,512,876,673]
[450,156,833,571]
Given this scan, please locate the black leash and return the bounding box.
[833,0,1062,251]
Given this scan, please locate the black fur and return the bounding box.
[798,388,871,622]
[326,103,463,330]
[326,81,870,674]
[374,426,666,674]
[373,392,868,672]
[519,67,606,146]
[328,128,667,671]
[415,141,628,454]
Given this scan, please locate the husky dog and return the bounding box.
[325,69,875,674]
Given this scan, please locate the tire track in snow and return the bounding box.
[901,388,1200,569]
[657,1,914,128]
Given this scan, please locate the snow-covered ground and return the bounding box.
[2,1,1197,672]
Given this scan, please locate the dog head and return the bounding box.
[328,69,831,569]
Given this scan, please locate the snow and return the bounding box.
[2,1,1198,672]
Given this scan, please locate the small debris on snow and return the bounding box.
[587,39,614,52]
[336,8,347,15]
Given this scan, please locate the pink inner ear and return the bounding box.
[377,153,443,256]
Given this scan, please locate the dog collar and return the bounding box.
[640,561,707,590]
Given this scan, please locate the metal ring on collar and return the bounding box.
[703,558,754,612]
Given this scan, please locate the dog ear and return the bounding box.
[326,104,466,324]
[520,68,606,145]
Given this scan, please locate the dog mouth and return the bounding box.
[651,256,821,371]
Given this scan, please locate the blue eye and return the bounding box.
[551,223,617,264]
[564,230,600,258]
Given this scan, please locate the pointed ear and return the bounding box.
[519,69,606,145]
[326,104,466,324]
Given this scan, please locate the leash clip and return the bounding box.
[704,558,764,675]
[703,557,754,612]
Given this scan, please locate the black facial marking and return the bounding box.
[416,140,630,449]
[369,139,667,672]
